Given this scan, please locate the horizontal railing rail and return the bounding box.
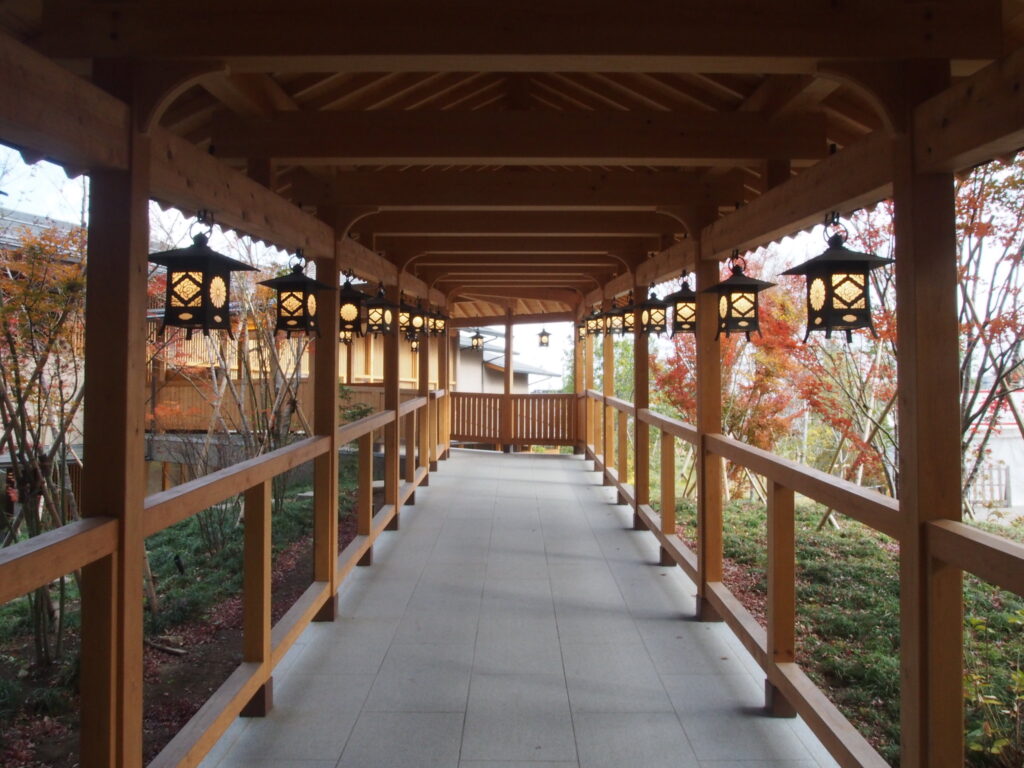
[451,391,581,447]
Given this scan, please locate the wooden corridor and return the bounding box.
[198,449,836,768]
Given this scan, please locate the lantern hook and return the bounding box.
[823,211,849,246]
[189,209,215,240]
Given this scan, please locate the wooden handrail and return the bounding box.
[398,396,428,417]
[143,436,331,537]
[928,519,1024,597]
[605,394,636,415]
[639,408,698,444]
[0,517,119,605]
[704,433,902,539]
[337,409,395,443]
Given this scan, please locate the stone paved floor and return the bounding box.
[200,449,840,768]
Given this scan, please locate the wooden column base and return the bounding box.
[420,473,430,487]
[386,512,400,531]
[696,597,723,622]
[357,547,373,567]
[313,595,336,622]
[659,547,675,567]
[430,460,439,471]
[632,511,647,530]
[241,679,273,717]
[765,680,797,718]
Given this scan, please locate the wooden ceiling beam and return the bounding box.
[376,234,660,255]
[208,110,828,166]
[449,312,575,328]
[290,168,739,210]
[354,210,684,237]
[37,1,1001,69]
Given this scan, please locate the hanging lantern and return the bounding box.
[470,330,485,350]
[337,270,367,338]
[258,250,332,338]
[339,329,355,345]
[538,328,551,348]
[433,311,447,337]
[702,251,775,340]
[425,307,439,335]
[662,271,698,335]
[621,292,637,335]
[364,283,396,336]
[781,212,893,342]
[605,303,626,336]
[585,308,605,337]
[398,296,426,337]
[576,323,586,343]
[637,286,669,336]
[409,334,421,353]
[148,211,257,339]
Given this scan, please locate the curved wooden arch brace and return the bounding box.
[401,250,634,276]
[654,204,700,237]
[816,62,900,135]
[135,61,225,134]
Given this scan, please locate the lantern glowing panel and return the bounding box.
[470,330,484,350]
[585,309,605,337]
[337,274,367,338]
[637,288,668,336]
[781,215,893,342]
[339,330,355,345]
[149,228,258,340]
[538,328,550,348]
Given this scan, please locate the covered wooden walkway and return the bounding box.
[199,449,836,768]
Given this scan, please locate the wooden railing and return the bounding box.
[0,390,450,768]
[450,392,582,448]
[585,389,1024,768]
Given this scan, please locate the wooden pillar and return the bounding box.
[312,253,339,621]
[584,332,595,448]
[384,285,401,529]
[80,65,149,767]
[696,254,723,622]
[357,432,373,566]
[241,480,272,716]
[660,431,675,566]
[634,290,650,528]
[573,325,585,452]
[766,481,796,717]
[439,331,450,458]
[894,62,963,768]
[602,308,614,484]
[419,332,433,476]
[502,313,514,451]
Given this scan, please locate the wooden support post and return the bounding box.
[384,285,401,530]
[696,253,723,622]
[357,432,373,566]
[584,333,595,448]
[502,312,514,451]
[617,409,628,504]
[766,481,796,717]
[660,430,675,566]
[419,333,432,481]
[241,480,272,716]
[80,71,149,766]
[634,297,650,528]
[895,62,963,768]
[602,323,614,483]
[312,252,339,622]
[573,326,585,453]
[403,411,416,503]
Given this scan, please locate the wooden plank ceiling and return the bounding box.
[1,0,1019,321]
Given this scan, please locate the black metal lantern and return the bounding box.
[538,328,551,348]
[470,330,485,350]
[585,308,605,337]
[605,303,626,336]
[148,211,257,339]
[409,333,421,353]
[702,251,775,340]
[576,323,586,343]
[339,329,356,345]
[781,213,893,342]
[398,296,427,337]
[364,283,396,336]
[433,311,447,337]
[338,270,367,338]
[662,271,698,335]
[637,286,669,336]
[258,251,332,338]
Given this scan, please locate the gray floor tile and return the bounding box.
[562,642,674,713]
[574,712,699,768]
[337,712,464,768]
[364,642,474,712]
[462,672,577,762]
